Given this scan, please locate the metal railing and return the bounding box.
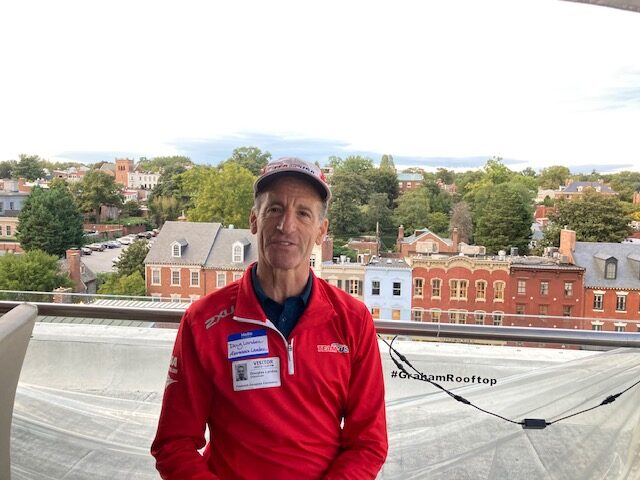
[2,300,640,349]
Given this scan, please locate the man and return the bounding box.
[151,157,387,479]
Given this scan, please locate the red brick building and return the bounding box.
[115,158,134,187]
[397,226,460,256]
[144,221,256,302]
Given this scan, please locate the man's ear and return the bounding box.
[250,208,258,234]
[315,218,329,245]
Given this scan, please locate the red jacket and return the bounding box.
[151,265,387,480]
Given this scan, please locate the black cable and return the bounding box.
[379,334,640,429]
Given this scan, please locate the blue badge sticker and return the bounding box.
[227,329,269,360]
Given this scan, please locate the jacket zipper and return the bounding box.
[233,316,295,375]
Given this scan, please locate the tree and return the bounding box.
[538,165,571,189]
[222,147,271,176]
[0,250,72,292]
[14,154,45,180]
[449,201,473,244]
[98,271,146,296]
[149,196,181,226]
[394,187,431,234]
[71,170,124,221]
[114,239,150,277]
[548,190,631,242]
[185,163,255,227]
[426,212,449,236]
[121,200,141,218]
[435,168,455,185]
[137,155,193,173]
[0,160,16,179]
[379,154,396,172]
[363,193,394,233]
[17,185,84,257]
[474,183,533,254]
[368,168,399,209]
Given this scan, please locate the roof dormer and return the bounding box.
[232,239,250,263]
[171,239,188,258]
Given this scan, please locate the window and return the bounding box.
[539,304,549,316]
[615,324,626,333]
[347,279,361,296]
[450,279,468,300]
[189,294,201,302]
[309,255,316,268]
[217,272,226,288]
[414,278,424,297]
[493,281,505,301]
[371,307,380,319]
[190,270,200,287]
[564,282,573,297]
[516,304,526,315]
[0,202,3,213]
[5,225,11,236]
[540,281,549,295]
[563,305,572,317]
[337,279,343,289]
[476,281,486,301]
[233,272,243,282]
[430,309,441,323]
[392,309,401,320]
[170,294,181,303]
[171,270,180,286]
[517,279,526,295]
[393,282,401,296]
[605,259,617,279]
[593,293,604,310]
[492,312,503,326]
[474,311,485,325]
[9,201,14,210]
[431,279,441,298]
[172,244,181,257]
[232,244,243,263]
[592,322,603,331]
[151,268,161,285]
[616,294,627,312]
[372,280,380,296]
[452,310,467,324]
[412,309,423,322]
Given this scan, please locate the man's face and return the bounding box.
[250,176,329,278]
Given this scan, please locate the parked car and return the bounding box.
[80,247,92,255]
[105,241,121,248]
[116,237,132,245]
[88,243,105,252]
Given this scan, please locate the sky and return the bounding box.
[1,0,639,173]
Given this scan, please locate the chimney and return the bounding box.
[396,224,405,253]
[559,229,576,264]
[452,228,460,252]
[66,248,83,293]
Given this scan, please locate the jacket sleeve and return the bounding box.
[324,309,388,479]
[151,310,220,480]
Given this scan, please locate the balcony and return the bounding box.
[2,292,640,479]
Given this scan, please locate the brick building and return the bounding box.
[397,225,460,256]
[115,158,134,187]
[397,173,423,193]
[144,221,257,301]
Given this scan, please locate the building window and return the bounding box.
[172,244,181,257]
[616,294,627,312]
[392,309,401,320]
[151,294,162,302]
[474,311,485,325]
[170,294,181,303]
[431,279,442,298]
[371,280,380,296]
[190,270,200,287]
[347,279,361,296]
[6,225,11,236]
[476,281,487,301]
[393,282,401,296]
[564,282,573,297]
[451,310,467,324]
[171,270,180,286]
[614,323,626,332]
[371,307,380,319]
[493,281,505,302]
[151,268,161,285]
[309,255,316,268]
[412,309,423,322]
[563,305,572,317]
[517,279,526,295]
[605,259,617,279]
[540,281,549,296]
[414,278,424,297]
[516,304,526,315]
[592,322,603,331]
[9,201,14,210]
[539,304,549,316]
[492,312,503,326]
[232,244,243,263]
[430,309,441,323]
[593,293,604,310]
[450,280,468,300]
[216,272,226,288]
[337,279,343,290]
[189,294,201,302]
[233,272,243,282]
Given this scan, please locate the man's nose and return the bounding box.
[277,209,296,233]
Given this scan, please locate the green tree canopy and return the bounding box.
[548,190,631,242]
[221,147,271,176]
[149,196,181,227]
[379,154,396,172]
[71,170,124,220]
[17,185,85,257]
[0,160,16,179]
[0,250,72,292]
[14,154,45,181]
[363,193,394,233]
[473,182,533,254]
[394,187,431,234]
[97,271,146,296]
[137,155,193,173]
[114,239,150,278]
[426,212,449,236]
[538,165,571,189]
[121,200,141,218]
[184,162,255,227]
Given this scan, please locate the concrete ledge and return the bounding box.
[0,303,37,480]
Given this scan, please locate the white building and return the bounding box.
[364,257,412,321]
[128,172,160,190]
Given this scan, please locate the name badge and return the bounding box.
[227,330,269,360]
[232,357,281,391]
